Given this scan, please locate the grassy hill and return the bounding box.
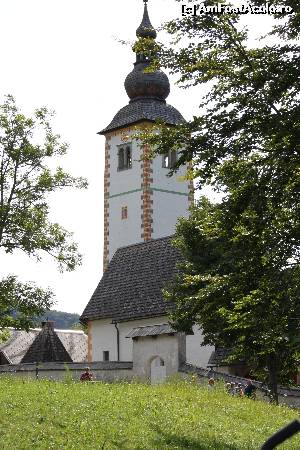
[0,378,299,449]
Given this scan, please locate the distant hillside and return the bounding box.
[36,310,80,330]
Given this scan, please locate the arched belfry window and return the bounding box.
[162,150,177,169]
[118,144,132,171]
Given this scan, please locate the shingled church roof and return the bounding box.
[0,325,88,364]
[80,236,181,323]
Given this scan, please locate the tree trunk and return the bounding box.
[267,354,279,405]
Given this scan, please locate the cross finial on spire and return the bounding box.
[144,0,148,4]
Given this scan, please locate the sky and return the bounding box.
[0,0,275,315]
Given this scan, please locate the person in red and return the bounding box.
[80,366,94,381]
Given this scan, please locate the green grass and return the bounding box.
[0,378,299,449]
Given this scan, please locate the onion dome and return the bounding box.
[125,62,170,102]
[136,0,157,39]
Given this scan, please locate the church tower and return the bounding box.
[100,0,193,270]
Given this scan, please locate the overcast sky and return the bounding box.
[0,0,275,315]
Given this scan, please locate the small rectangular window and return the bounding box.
[118,144,132,171]
[121,206,128,220]
[103,351,109,361]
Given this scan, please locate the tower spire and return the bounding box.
[136,0,157,39]
[100,0,184,135]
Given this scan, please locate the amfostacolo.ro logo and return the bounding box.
[181,2,294,16]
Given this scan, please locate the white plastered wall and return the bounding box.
[152,153,189,194]
[91,317,213,368]
[152,190,189,239]
[91,316,169,362]
[108,132,143,261]
[91,319,118,362]
[109,192,141,259]
[186,325,214,368]
[151,151,189,239]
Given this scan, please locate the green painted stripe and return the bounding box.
[109,188,142,199]
[151,187,189,196]
[109,186,189,199]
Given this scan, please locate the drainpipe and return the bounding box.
[113,321,120,361]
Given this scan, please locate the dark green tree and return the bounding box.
[0,276,53,341]
[135,1,300,402]
[0,96,87,340]
[167,194,300,403]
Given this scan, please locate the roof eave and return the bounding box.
[98,118,178,136]
[80,310,170,324]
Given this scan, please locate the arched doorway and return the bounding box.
[150,356,166,384]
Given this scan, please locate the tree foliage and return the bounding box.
[0,96,87,335]
[136,1,300,400]
[167,198,300,397]
[0,275,53,341]
[0,95,87,271]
